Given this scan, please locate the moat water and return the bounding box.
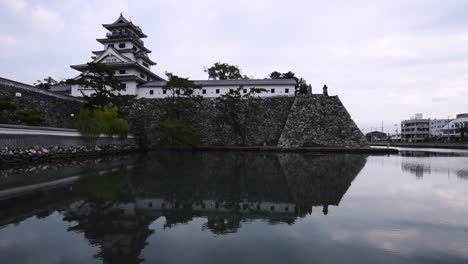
[1,150,468,264]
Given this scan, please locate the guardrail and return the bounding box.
[0,124,135,148]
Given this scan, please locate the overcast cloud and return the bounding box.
[1,0,467,132]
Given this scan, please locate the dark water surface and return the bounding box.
[1,150,468,264]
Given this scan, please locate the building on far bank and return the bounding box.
[401,113,430,142]
[441,113,468,138]
[430,119,451,138]
[365,131,388,142]
[68,13,296,98]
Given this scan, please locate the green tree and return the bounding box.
[157,118,201,147]
[204,62,244,80]
[157,73,202,147]
[14,110,48,126]
[269,71,309,94]
[0,96,16,123]
[162,72,202,120]
[458,126,468,140]
[34,76,58,90]
[75,106,129,141]
[66,63,134,109]
[216,86,266,145]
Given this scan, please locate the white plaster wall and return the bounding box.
[106,41,133,50]
[137,84,295,99]
[71,82,138,97]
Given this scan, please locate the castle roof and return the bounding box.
[103,13,147,38]
[140,78,297,88]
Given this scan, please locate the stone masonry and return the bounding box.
[128,95,367,148]
[0,77,84,128]
[278,95,367,147]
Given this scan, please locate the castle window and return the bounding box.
[149,90,154,95]
[216,89,220,94]
[271,88,275,93]
[243,89,247,93]
[229,89,234,93]
[119,70,126,74]
[118,43,126,48]
[285,88,289,93]
[143,62,149,68]
[202,89,206,94]
[163,90,167,94]
[140,73,145,78]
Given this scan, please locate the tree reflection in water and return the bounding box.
[0,152,367,264]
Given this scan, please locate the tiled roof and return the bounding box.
[140,79,296,87]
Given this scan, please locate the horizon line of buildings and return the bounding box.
[365,112,468,142]
[401,113,468,142]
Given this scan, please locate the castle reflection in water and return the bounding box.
[0,152,367,264]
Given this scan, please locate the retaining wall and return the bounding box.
[127,95,367,147]
[0,77,84,128]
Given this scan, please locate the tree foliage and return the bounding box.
[216,86,266,145]
[66,63,135,109]
[75,106,129,139]
[0,96,16,123]
[269,71,309,94]
[204,62,245,80]
[14,110,48,126]
[458,126,468,139]
[162,72,202,120]
[34,77,58,90]
[157,118,201,147]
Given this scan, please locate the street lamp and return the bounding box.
[15,92,22,111]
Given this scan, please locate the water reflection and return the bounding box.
[0,152,366,263]
[400,156,468,179]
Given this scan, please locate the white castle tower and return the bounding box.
[70,13,164,97]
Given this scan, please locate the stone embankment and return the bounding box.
[0,145,137,164]
[128,95,367,148]
[0,77,83,128]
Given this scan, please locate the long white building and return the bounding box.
[69,14,296,98]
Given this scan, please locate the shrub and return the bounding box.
[75,106,129,139]
[158,118,200,147]
[14,110,47,126]
[0,97,16,123]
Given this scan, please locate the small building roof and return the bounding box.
[366,131,387,136]
[140,79,297,88]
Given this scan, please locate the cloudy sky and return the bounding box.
[1,0,467,132]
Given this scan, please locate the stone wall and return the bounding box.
[128,96,295,146]
[278,95,367,147]
[127,95,367,147]
[0,77,84,128]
